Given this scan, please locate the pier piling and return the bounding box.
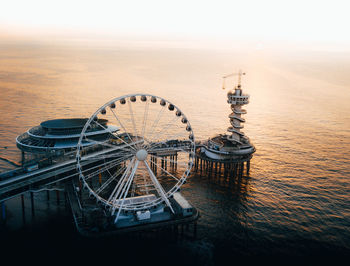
[194,149,252,185]
[30,191,35,217]
[1,201,5,221]
[56,190,60,205]
[21,194,25,215]
[246,160,250,174]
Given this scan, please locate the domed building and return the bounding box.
[16,118,118,167]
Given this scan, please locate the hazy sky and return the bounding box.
[1,0,350,50]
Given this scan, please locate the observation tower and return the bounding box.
[226,71,254,147]
[197,71,255,174]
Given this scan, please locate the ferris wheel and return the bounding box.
[75,94,195,223]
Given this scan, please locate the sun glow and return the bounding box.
[1,0,350,50]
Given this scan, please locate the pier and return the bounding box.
[0,92,254,237]
[0,142,190,202]
[0,141,199,236]
[0,140,249,236]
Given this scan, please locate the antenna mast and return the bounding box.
[222,70,246,90]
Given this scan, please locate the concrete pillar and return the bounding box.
[155,157,158,173]
[21,194,25,213]
[234,163,238,177]
[56,190,60,205]
[175,154,178,170]
[64,191,68,208]
[239,162,244,177]
[21,151,25,167]
[193,222,197,239]
[229,163,233,178]
[30,192,35,217]
[21,194,26,223]
[246,160,250,174]
[1,201,6,221]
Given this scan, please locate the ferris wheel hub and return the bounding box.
[136,149,148,161]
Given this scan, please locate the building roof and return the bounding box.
[40,118,108,130]
[17,118,116,154]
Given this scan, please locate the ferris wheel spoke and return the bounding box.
[107,157,135,203]
[140,136,161,150]
[95,164,128,195]
[79,154,128,172]
[81,148,133,162]
[92,119,138,150]
[112,161,135,201]
[148,115,180,144]
[113,160,140,220]
[144,161,174,213]
[92,152,133,160]
[146,130,189,151]
[146,105,166,141]
[79,159,118,181]
[148,157,179,181]
[83,135,114,149]
[84,155,132,181]
[92,120,138,151]
[109,107,135,148]
[82,155,122,163]
[83,135,131,152]
[127,99,139,144]
[147,128,189,149]
[140,99,150,142]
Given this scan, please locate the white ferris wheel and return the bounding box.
[75,94,195,222]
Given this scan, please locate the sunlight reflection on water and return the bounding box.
[0,42,350,258]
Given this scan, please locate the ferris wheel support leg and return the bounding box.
[144,161,175,214]
[108,158,135,204]
[113,160,139,222]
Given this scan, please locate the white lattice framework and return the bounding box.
[75,94,195,221]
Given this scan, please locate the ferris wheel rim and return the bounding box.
[75,93,196,212]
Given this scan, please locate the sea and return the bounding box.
[0,38,349,264]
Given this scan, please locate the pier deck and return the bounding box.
[0,142,135,202]
[0,143,194,202]
[66,178,199,237]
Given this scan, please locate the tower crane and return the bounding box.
[222,70,246,90]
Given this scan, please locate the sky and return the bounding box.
[1,0,350,51]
